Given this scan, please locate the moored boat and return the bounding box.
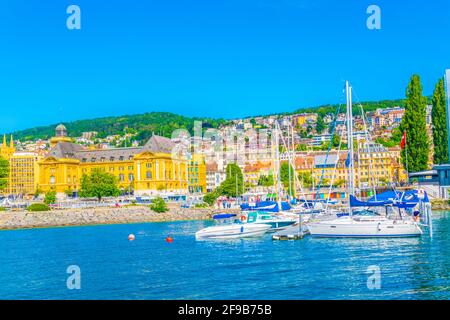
[195,214,271,240]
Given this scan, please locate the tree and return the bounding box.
[399,75,430,172]
[44,191,57,204]
[316,115,326,134]
[299,171,313,188]
[280,162,295,196]
[258,173,274,187]
[0,157,8,192]
[79,168,121,201]
[432,78,448,164]
[149,197,168,213]
[219,163,244,197]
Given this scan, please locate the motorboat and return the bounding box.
[240,211,297,232]
[195,214,271,240]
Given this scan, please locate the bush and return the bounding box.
[149,197,168,213]
[27,203,51,212]
[44,191,57,205]
[194,203,209,208]
[204,189,220,206]
[0,207,6,212]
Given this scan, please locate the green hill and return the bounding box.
[12,112,228,142]
[11,98,412,143]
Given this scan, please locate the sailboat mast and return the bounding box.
[275,123,282,209]
[346,81,355,214]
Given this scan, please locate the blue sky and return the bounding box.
[1,0,449,132]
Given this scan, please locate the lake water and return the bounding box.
[0,212,449,299]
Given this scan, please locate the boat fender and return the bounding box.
[377,222,381,231]
[240,226,244,233]
[240,215,247,222]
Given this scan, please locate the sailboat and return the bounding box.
[307,81,431,238]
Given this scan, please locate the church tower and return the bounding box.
[0,134,15,159]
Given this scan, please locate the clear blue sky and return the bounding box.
[1,0,449,132]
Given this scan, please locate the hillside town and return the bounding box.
[0,103,425,204]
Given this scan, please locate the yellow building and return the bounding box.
[294,142,408,191]
[38,125,197,197]
[8,152,41,196]
[0,135,41,197]
[188,154,206,193]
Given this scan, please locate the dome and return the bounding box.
[55,124,67,137]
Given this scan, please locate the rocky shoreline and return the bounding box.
[0,205,240,231]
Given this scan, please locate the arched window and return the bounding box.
[50,175,55,185]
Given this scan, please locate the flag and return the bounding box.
[345,152,350,167]
[400,131,406,149]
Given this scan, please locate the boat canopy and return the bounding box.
[350,190,429,209]
[240,200,291,212]
[212,214,237,220]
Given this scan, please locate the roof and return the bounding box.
[314,154,338,167]
[76,147,142,162]
[142,135,174,154]
[55,124,67,131]
[409,170,438,177]
[47,142,84,159]
[46,135,175,162]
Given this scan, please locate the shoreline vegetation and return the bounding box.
[0,204,239,231]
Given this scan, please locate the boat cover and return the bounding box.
[350,190,429,208]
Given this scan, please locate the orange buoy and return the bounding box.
[166,236,173,243]
[128,234,135,241]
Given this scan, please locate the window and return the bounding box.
[129,174,134,181]
[146,171,152,179]
[50,175,55,185]
[119,156,124,161]
[91,158,96,162]
[110,157,115,162]
[119,174,124,182]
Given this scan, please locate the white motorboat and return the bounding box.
[195,214,271,240]
[240,211,297,232]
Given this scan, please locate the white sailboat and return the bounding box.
[307,81,428,238]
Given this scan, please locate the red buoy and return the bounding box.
[166,236,173,243]
[128,234,135,241]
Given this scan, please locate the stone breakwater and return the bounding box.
[0,205,241,230]
[430,199,450,211]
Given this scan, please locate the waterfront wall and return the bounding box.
[0,205,239,230]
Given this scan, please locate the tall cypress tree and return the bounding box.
[431,78,448,164]
[399,75,430,172]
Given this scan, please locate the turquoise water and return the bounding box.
[0,212,449,300]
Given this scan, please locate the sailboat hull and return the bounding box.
[307,217,422,238]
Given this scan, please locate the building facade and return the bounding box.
[37,125,205,197]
